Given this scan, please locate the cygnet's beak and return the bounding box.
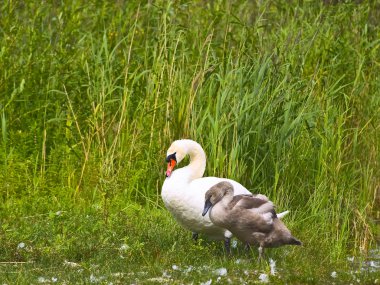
[202,199,213,216]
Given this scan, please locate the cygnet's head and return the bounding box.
[202,181,234,216]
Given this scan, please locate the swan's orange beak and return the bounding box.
[166,159,176,177]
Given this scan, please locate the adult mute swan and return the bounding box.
[161,139,287,249]
[202,181,301,258]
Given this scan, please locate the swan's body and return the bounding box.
[161,139,252,240]
[202,181,302,258]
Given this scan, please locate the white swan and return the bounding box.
[162,139,257,243]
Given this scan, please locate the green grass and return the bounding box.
[0,205,378,284]
[0,0,379,283]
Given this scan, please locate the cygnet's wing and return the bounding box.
[230,194,276,226]
[230,194,270,210]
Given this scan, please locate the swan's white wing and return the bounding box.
[189,177,252,195]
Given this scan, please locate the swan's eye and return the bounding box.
[165,152,177,163]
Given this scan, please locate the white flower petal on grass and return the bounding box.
[269,259,276,275]
[231,240,238,248]
[17,242,25,249]
[51,277,58,283]
[347,256,355,262]
[258,273,269,283]
[331,271,337,278]
[214,268,227,276]
[200,279,212,285]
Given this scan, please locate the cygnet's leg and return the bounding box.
[244,243,251,251]
[251,233,266,261]
[258,245,264,261]
[224,237,231,255]
[192,232,199,242]
[224,230,233,255]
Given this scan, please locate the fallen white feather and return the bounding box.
[64,260,80,268]
[37,277,48,283]
[119,244,129,251]
[89,274,106,283]
[172,264,179,270]
[183,265,193,273]
[200,279,212,285]
[214,268,227,276]
[369,261,380,268]
[269,259,276,275]
[258,273,269,283]
[147,277,171,283]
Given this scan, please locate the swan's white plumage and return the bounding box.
[161,139,252,240]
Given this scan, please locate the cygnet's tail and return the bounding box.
[277,210,289,219]
[288,236,302,246]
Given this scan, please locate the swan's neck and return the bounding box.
[183,141,206,181]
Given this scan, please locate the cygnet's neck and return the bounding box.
[219,190,234,207]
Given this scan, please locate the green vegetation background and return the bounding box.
[0,0,379,283]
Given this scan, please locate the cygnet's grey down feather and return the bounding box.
[202,181,301,258]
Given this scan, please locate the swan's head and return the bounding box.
[165,140,188,177]
[202,181,234,216]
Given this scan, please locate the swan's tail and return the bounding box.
[277,210,289,219]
